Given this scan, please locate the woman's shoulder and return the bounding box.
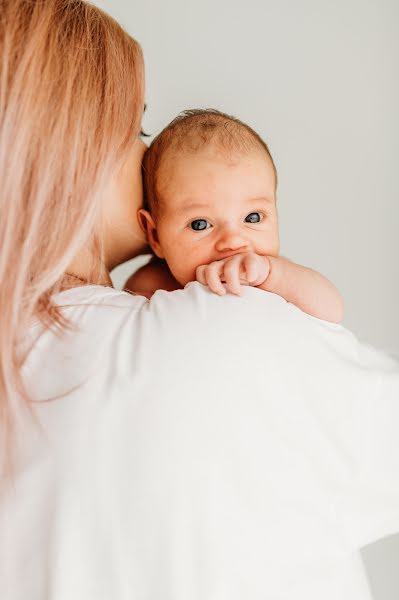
[53,283,148,308]
[51,281,284,323]
[47,280,395,378]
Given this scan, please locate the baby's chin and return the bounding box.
[178,274,196,288]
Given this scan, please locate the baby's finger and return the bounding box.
[243,253,259,283]
[195,264,207,285]
[255,255,270,285]
[205,262,226,296]
[223,255,243,295]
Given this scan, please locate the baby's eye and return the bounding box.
[245,212,263,223]
[189,219,211,231]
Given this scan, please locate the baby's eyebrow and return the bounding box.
[175,201,210,216]
[176,196,273,216]
[247,196,274,206]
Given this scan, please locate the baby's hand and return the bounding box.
[195,252,270,296]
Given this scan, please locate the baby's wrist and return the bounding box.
[248,255,271,288]
[257,255,281,292]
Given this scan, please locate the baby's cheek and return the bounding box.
[259,234,280,257]
[167,259,195,287]
[166,247,198,285]
[179,266,198,287]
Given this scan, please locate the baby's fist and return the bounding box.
[196,252,270,296]
[240,252,270,288]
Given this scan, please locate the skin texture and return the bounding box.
[102,139,150,269]
[66,139,150,285]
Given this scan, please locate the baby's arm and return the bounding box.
[195,252,343,323]
[124,256,183,299]
[259,255,344,323]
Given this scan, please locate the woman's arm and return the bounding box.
[258,255,344,323]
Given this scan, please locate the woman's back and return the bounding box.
[1,282,398,600]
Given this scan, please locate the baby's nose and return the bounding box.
[215,228,250,253]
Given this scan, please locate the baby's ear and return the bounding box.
[137,209,164,259]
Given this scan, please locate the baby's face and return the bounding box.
[154,144,280,287]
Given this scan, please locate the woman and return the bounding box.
[0,0,148,476]
[1,2,398,599]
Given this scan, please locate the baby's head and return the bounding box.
[139,109,280,287]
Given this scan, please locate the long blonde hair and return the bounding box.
[0,0,145,483]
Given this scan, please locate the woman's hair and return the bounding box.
[142,108,278,222]
[0,0,144,483]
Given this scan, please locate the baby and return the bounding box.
[125,109,344,323]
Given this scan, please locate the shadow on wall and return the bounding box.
[361,533,399,600]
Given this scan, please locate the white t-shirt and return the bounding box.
[1,282,398,600]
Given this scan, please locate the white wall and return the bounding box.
[97,1,399,597]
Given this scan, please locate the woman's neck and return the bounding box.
[64,249,113,288]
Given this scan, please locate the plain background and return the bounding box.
[96,1,399,598]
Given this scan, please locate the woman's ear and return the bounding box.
[137,209,165,259]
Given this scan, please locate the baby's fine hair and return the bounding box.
[142,108,278,221]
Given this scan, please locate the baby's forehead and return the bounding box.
[142,111,278,220]
[156,145,276,214]
[161,126,264,160]
[156,142,274,189]
[159,135,269,168]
